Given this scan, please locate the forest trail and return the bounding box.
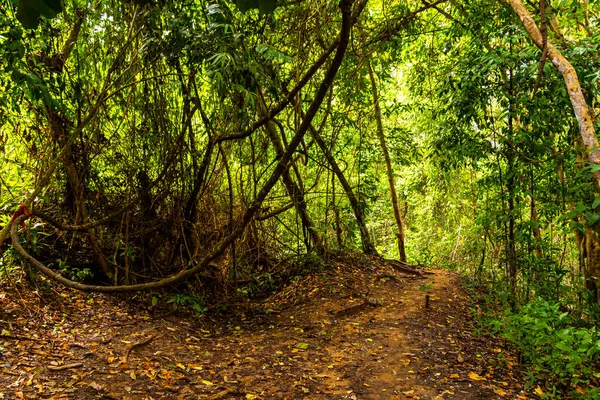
[0,257,531,399]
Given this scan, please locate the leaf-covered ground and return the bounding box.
[0,255,534,399]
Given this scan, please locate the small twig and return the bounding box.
[0,334,51,342]
[2,370,20,376]
[47,362,83,371]
[125,335,155,362]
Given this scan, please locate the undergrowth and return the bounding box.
[468,281,600,399]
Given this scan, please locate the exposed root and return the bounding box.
[125,335,155,362]
[47,362,83,371]
[383,258,424,276]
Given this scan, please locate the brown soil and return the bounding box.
[0,255,532,399]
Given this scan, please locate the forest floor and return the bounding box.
[0,254,534,399]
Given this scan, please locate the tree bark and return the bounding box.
[529,194,542,257]
[308,121,377,254]
[281,85,377,254]
[506,58,518,306]
[506,0,600,302]
[366,60,407,263]
[47,105,113,282]
[257,94,325,255]
[505,0,600,173]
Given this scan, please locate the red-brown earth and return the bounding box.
[0,255,533,399]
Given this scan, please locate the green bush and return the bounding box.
[167,294,208,314]
[491,299,600,398]
[56,259,94,282]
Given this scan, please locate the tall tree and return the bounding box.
[505,0,600,302]
[366,59,407,263]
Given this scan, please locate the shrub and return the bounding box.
[490,299,600,398]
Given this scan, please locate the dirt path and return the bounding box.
[0,259,530,399]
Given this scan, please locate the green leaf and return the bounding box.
[32,0,62,18]
[590,164,600,173]
[592,198,600,209]
[258,0,276,15]
[555,341,571,352]
[295,342,309,350]
[17,0,63,29]
[587,212,600,226]
[236,0,259,12]
[44,0,63,12]
[16,1,40,30]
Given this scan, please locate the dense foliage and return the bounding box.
[2,0,600,396]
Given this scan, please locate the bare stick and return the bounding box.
[47,363,83,371]
[125,335,155,362]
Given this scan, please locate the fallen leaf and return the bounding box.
[201,380,214,386]
[494,387,507,396]
[457,354,464,363]
[534,386,545,396]
[468,372,485,381]
[89,382,103,391]
[295,343,309,350]
[449,374,460,379]
[433,390,454,399]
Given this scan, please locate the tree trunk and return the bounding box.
[507,159,517,302]
[43,10,113,281]
[506,0,600,302]
[257,94,325,255]
[585,227,600,302]
[308,121,377,255]
[505,0,600,174]
[50,114,114,282]
[366,60,407,262]
[530,193,542,257]
[281,86,377,254]
[332,171,343,248]
[506,59,518,306]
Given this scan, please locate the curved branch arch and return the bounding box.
[10,0,359,293]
